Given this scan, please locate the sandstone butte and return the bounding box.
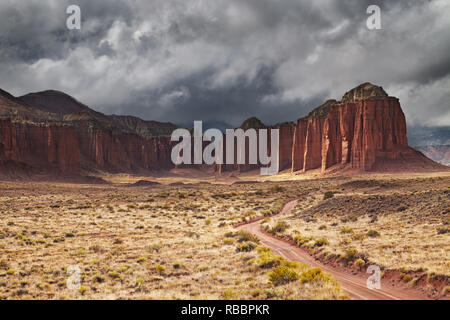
[0,83,446,178]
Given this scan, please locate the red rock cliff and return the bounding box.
[0,119,80,174]
[0,83,445,177]
[291,83,441,173]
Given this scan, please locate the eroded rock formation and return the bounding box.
[292,83,442,173]
[0,82,446,178]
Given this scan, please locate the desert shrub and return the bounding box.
[268,266,299,286]
[256,247,284,269]
[262,209,273,217]
[340,227,354,234]
[223,238,235,245]
[343,248,361,262]
[90,244,103,253]
[236,241,258,252]
[197,264,209,272]
[270,185,286,193]
[222,288,237,300]
[400,273,412,283]
[257,252,283,269]
[155,264,166,275]
[367,230,380,237]
[108,271,120,279]
[300,268,331,283]
[270,221,289,233]
[351,233,366,240]
[136,278,144,286]
[293,235,312,246]
[79,285,87,295]
[0,260,9,269]
[236,230,260,243]
[137,257,147,263]
[149,243,162,252]
[437,227,450,235]
[314,238,329,247]
[173,262,184,269]
[354,258,365,270]
[323,191,334,200]
[94,274,105,283]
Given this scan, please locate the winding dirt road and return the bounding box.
[237,199,427,300]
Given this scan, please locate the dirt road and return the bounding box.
[237,199,428,300]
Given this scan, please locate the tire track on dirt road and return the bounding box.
[236,199,428,300]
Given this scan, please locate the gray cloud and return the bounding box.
[0,0,449,127]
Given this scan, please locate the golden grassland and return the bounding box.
[0,179,346,300]
[262,175,450,278]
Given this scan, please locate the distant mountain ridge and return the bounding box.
[19,90,179,138]
[415,145,450,166]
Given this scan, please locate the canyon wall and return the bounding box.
[0,120,80,174]
[0,120,174,175]
[74,125,173,172]
[0,82,445,177]
[318,97,408,172]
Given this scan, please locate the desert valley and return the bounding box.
[0,82,448,300]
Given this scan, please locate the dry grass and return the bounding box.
[1,171,447,299]
[262,175,450,275]
[0,179,345,300]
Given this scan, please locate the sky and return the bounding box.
[0,0,449,129]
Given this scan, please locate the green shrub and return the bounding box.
[268,266,299,286]
[343,248,362,262]
[257,251,283,269]
[340,227,354,234]
[236,230,260,243]
[94,274,105,283]
[137,257,147,263]
[323,191,334,200]
[256,247,284,269]
[294,235,312,246]
[353,258,365,270]
[155,264,166,275]
[236,241,258,252]
[270,221,289,233]
[78,285,87,295]
[367,230,380,237]
[222,288,237,300]
[314,238,329,247]
[300,268,331,283]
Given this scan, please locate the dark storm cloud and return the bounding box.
[0,0,449,127]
